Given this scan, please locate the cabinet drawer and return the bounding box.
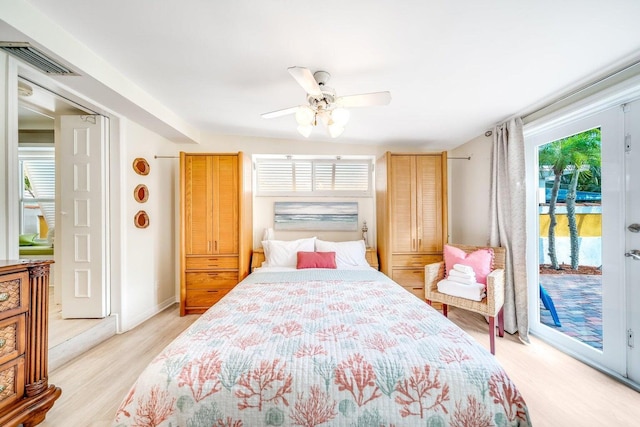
[185,289,232,308]
[185,272,238,289]
[0,272,29,320]
[402,285,425,300]
[0,356,25,411]
[0,315,25,366]
[186,256,238,270]
[392,268,425,288]
[392,254,442,268]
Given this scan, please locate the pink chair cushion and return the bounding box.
[443,245,494,285]
[296,251,337,269]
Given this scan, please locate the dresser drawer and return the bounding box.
[186,256,238,270]
[392,254,442,268]
[392,268,425,287]
[0,356,25,411]
[403,285,425,300]
[185,272,238,289]
[0,272,29,320]
[185,289,232,308]
[0,315,25,366]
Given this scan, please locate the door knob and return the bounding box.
[625,250,640,260]
[628,223,640,233]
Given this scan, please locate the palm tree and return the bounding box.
[539,128,601,270]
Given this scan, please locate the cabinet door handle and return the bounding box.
[215,241,218,251]
[208,241,212,252]
[412,239,416,251]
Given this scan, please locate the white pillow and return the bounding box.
[315,239,368,269]
[261,237,316,267]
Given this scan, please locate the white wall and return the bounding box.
[448,133,493,245]
[118,119,181,331]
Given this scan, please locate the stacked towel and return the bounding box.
[437,279,487,301]
[447,264,476,285]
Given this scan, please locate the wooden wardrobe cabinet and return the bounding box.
[180,152,252,315]
[0,260,60,426]
[376,152,448,299]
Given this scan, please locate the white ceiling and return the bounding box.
[6,0,640,149]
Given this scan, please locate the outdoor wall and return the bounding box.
[448,133,493,245]
[538,205,602,267]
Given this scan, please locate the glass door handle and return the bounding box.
[628,223,640,233]
[625,250,640,260]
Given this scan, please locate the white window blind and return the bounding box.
[22,158,56,230]
[256,158,372,197]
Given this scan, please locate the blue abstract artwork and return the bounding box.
[274,202,358,231]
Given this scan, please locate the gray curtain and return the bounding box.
[489,117,529,343]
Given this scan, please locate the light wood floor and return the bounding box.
[48,299,105,348]
[40,304,640,427]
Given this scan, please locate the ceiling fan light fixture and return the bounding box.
[295,106,315,126]
[331,107,350,127]
[328,123,345,138]
[297,124,313,137]
[262,67,391,140]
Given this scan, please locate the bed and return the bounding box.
[113,239,531,427]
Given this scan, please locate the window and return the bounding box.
[19,149,55,235]
[255,157,373,197]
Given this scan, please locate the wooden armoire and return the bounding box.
[180,152,252,316]
[376,152,448,299]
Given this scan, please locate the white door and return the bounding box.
[527,106,627,376]
[58,115,109,318]
[625,100,640,384]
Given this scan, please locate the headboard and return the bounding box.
[251,248,379,272]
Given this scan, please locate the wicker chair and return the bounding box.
[425,244,506,355]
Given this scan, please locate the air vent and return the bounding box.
[0,42,76,75]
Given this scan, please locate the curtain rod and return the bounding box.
[522,56,640,122]
[154,155,178,159]
[448,156,471,160]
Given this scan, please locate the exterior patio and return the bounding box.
[539,273,602,349]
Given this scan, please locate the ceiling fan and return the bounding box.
[261,66,391,138]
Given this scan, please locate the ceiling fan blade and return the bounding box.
[335,91,392,108]
[288,66,323,99]
[261,106,300,119]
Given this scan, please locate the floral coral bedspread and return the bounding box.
[113,268,531,427]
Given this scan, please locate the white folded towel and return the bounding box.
[453,264,475,275]
[437,279,486,301]
[448,269,476,281]
[447,275,477,285]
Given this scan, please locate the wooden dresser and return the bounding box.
[180,152,253,315]
[376,152,448,300]
[0,260,60,427]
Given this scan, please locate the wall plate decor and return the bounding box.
[274,201,358,231]
[132,157,150,175]
[133,184,149,203]
[134,210,150,228]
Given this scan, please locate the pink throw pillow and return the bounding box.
[443,245,494,285]
[296,251,337,269]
